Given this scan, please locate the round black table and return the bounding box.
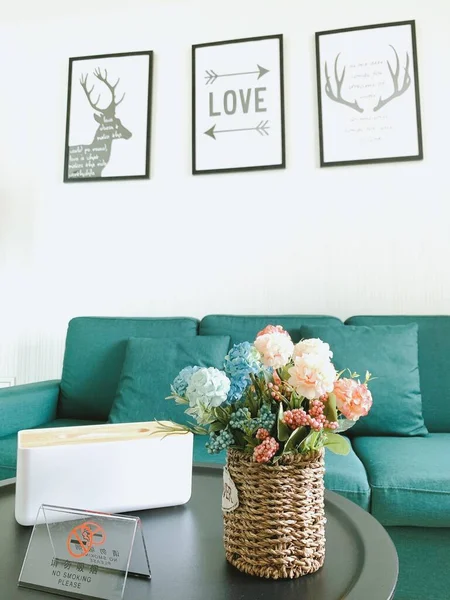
[0,466,397,600]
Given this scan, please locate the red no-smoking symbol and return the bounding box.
[67,521,106,558]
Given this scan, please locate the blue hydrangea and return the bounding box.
[171,366,201,397]
[224,342,262,402]
[228,377,249,403]
[255,403,276,431]
[206,428,234,454]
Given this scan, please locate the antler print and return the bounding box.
[79,74,102,112]
[324,54,363,113]
[79,70,126,117]
[93,68,126,113]
[373,46,411,112]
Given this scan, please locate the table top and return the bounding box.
[0,466,398,600]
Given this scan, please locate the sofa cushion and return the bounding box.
[0,419,103,480]
[59,317,198,421]
[353,434,450,527]
[193,436,371,511]
[200,315,342,347]
[346,316,450,433]
[109,336,231,426]
[302,323,427,436]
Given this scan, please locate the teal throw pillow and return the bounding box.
[301,324,427,436]
[109,336,231,425]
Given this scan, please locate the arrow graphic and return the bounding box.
[205,64,269,85]
[204,121,270,140]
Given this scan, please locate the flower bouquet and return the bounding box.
[162,325,373,579]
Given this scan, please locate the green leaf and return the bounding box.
[208,421,224,433]
[284,426,308,453]
[243,433,259,449]
[248,393,260,417]
[189,424,209,435]
[165,393,189,405]
[213,406,231,425]
[279,365,291,381]
[277,403,291,442]
[250,373,263,400]
[300,430,320,452]
[289,392,302,409]
[324,433,350,455]
[231,429,246,447]
[152,420,207,437]
[324,393,338,423]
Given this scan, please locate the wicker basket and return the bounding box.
[223,447,326,579]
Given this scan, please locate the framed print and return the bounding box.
[192,34,285,175]
[316,21,423,167]
[64,51,153,182]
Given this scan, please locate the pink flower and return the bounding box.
[254,329,294,369]
[256,324,290,338]
[288,354,336,400]
[333,378,373,421]
[253,437,279,463]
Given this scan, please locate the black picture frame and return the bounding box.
[64,50,153,183]
[316,20,423,167]
[192,34,286,175]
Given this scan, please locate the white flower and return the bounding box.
[186,367,230,410]
[288,354,336,400]
[254,332,294,369]
[293,338,333,361]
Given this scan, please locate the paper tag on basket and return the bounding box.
[222,467,239,513]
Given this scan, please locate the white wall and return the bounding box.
[0,0,449,383]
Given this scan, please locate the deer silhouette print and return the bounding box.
[67,68,132,179]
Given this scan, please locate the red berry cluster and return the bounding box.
[253,437,279,463]
[284,400,338,432]
[268,382,283,401]
[256,428,270,441]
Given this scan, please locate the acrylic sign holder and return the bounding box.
[18,504,151,600]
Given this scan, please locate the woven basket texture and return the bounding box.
[223,447,326,579]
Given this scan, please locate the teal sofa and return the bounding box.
[0,314,449,600]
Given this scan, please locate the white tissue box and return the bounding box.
[15,421,193,526]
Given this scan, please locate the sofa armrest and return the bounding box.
[0,380,60,438]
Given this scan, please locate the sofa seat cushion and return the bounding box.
[0,419,104,480]
[353,434,450,526]
[324,443,371,510]
[193,436,371,510]
[199,315,342,347]
[60,317,199,422]
[387,526,450,600]
[302,323,427,437]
